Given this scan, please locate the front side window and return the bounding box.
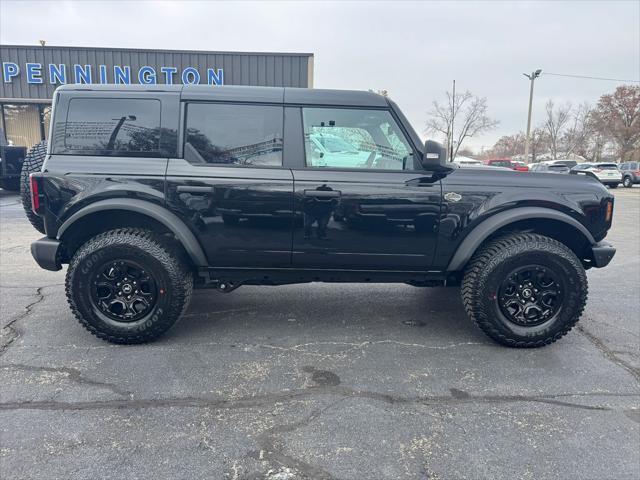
[184,103,283,167]
[64,98,162,156]
[302,107,414,170]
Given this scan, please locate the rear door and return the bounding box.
[286,106,441,271]
[165,101,294,268]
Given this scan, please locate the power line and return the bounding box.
[542,72,640,83]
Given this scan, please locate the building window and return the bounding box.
[63,98,162,156]
[184,103,283,167]
[1,104,42,147]
[42,105,52,140]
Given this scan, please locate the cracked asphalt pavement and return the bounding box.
[1,187,639,479]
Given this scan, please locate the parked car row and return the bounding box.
[450,157,638,189]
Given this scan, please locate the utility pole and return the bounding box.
[450,79,455,162]
[523,69,542,164]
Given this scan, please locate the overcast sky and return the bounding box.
[1,0,638,150]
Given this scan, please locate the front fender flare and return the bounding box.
[445,207,595,272]
[57,199,208,267]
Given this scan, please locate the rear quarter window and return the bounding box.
[61,98,164,157]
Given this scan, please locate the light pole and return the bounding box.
[523,69,542,164]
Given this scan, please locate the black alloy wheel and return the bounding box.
[91,259,157,322]
[497,265,564,327]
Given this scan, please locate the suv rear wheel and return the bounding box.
[623,176,633,188]
[66,228,193,344]
[461,233,587,348]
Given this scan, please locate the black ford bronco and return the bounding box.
[29,84,616,347]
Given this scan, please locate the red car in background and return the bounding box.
[484,158,529,171]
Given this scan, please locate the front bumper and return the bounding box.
[590,241,616,268]
[31,237,62,271]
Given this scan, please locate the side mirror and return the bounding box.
[421,140,451,171]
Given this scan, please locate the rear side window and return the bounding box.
[184,103,283,167]
[64,98,162,156]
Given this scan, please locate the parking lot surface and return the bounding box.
[1,187,639,479]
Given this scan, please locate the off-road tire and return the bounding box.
[20,141,47,233]
[66,228,193,344]
[623,176,633,188]
[461,233,588,348]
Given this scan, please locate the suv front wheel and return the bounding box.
[66,228,193,344]
[461,233,587,347]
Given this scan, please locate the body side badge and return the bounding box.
[444,192,462,202]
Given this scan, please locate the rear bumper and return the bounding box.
[31,237,62,271]
[590,241,616,268]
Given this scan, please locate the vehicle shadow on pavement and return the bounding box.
[171,283,485,345]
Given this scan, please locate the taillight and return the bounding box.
[634,171,640,175]
[30,174,41,214]
[592,168,602,173]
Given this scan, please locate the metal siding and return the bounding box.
[0,45,312,100]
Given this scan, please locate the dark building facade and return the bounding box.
[0,44,314,148]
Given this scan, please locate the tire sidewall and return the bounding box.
[479,248,585,341]
[69,242,176,337]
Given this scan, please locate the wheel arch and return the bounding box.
[446,207,595,272]
[57,199,207,267]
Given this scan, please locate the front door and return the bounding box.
[165,102,293,268]
[289,106,441,270]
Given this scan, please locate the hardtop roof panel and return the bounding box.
[55,84,389,108]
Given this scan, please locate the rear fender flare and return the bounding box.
[57,199,207,266]
[446,207,595,272]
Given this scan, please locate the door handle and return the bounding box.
[303,189,341,198]
[176,186,214,194]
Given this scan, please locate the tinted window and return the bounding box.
[597,163,618,170]
[64,98,162,156]
[184,103,283,166]
[490,160,513,168]
[302,107,414,170]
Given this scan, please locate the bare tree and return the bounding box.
[544,100,572,159]
[491,132,525,158]
[562,103,593,158]
[530,127,550,162]
[425,89,498,161]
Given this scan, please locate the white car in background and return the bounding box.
[452,156,483,168]
[570,162,622,188]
